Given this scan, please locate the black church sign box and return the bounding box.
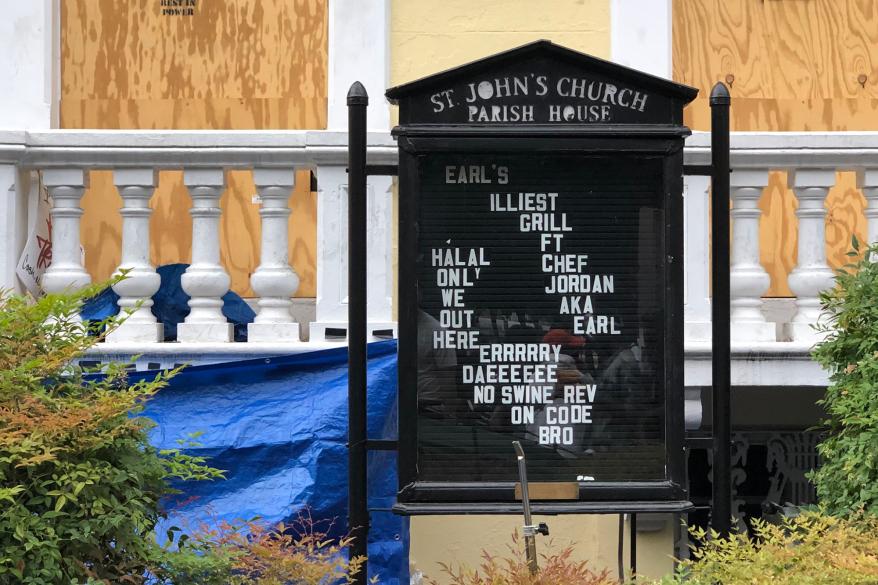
[388,41,698,514]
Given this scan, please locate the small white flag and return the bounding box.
[16,183,52,296]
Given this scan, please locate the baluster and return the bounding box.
[178,168,232,343]
[41,169,90,322]
[787,169,836,344]
[248,168,300,342]
[106,169,163,343]
[856,169,878,247]
[730,169,774,341]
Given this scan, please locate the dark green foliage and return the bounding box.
[0,285,222,584]
[810,237,878,515]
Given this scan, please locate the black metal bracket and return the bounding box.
[683,165,734,177]
[365,439,399,451]
[684,437,715,448]
[683,164,713,176]
[367,164,399,177]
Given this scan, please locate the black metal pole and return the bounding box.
[630,513,637,580]
[347,81,369,584]
[710,82,732,537]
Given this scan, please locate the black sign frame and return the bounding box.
[388,41,698,515]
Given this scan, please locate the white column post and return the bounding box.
[248,168,300,342]
[41,169,90,309]
[311,164,349,340]
[106,168,162,343]
[0,164,28,293]
[730,169,774,341]
[327,0,390,130]
[310,162,396,342]
[0,0,58,129]
[787,169,836,344]
[856,169,878,247]
[367,175,394,327]
[610,0,672,78]
[178,168,232,343]
[683,175,712,342]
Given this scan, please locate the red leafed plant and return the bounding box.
[431,531,615,585]
[154,512,369,585]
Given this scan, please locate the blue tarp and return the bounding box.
[125,341,407,584]
[80,263,256,341]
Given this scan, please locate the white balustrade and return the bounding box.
[729,169,774,342]
[248,168,300,342]
[178,168,233,343]
[106,169,162,343]
[4,129,878,374]
[41,169,90,323]
[786,169,836,345]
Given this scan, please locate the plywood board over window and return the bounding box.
[61,0,328,297]
[673,0,874,296]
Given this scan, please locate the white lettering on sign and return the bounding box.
[428,73,652,122]
[430,89,456,112]
[548,104,611,123]
[445,165,509,184]
[541,253,588,273]
[424,158,634,463]
[478,343,561,364]
[462,364,558,385]
[546,274,614,294]
[572,315,622,335]
[468,105,535,123]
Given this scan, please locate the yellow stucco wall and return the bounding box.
[390,0,611,98]
[409,514,678,583]
[388,3,676,583]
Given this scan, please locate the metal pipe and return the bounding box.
[617,515,624,583]
[710,81,732,537]
[347,81,369,585]
[630,513,637,579]
[513,441,539,575]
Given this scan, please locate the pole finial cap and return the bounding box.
[710,82,730,105]
[347,81,369,106]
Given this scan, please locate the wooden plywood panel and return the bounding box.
[675,0,878,296]
[684,98,878,133]
[61,0,328,105]
[149,171,193,270]
[289,171,318,298]
[758,172,797,298]
[826,171,868,271]
[61,0,326,297]
[80,171,122,284]
[60,98,324,131]
[674,0,878,131]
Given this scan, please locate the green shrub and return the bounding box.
[656,511,878,585]
[810,238,878,515]
[0,286,221,584]
[430,531,615,585]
